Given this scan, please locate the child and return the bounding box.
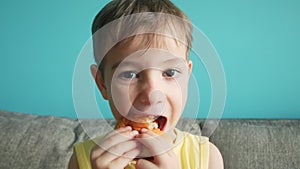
[69,0,223,168]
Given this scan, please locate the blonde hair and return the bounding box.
[92,0,192,78]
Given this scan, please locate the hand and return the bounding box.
[135,130,181,169]
[90,126,141,169]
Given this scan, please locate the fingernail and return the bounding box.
[125,126,132,130]
[140,128,148,133]
[132,130,139,135]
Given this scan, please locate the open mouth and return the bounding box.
[116,115,167,133]
[154,116,167,131]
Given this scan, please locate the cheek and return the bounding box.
[167,81,189,120]
[180,83,189,107]
[167,80,188,105]
[110,83,137,117]
[170,90,184,116]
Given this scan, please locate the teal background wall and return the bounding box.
[0,0,299,119]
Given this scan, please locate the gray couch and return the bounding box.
[0,110,299,169]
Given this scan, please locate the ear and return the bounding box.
[90,64,108,100]
[188,60,193,74]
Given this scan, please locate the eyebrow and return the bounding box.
[111,61,121,70]
[111,61,140,71]
[162,57,186,64]
[111,57,186,70]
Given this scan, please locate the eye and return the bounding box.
[163,69,180,78]
[118,71,138,79]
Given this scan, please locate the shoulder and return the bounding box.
[178,129,208,143]
[70,136,104,169]
[208,142,224,169]
[74,135,104,151]
[68,153,79,169]
[178,131,222,169]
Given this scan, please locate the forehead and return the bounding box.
[105,35,188,66]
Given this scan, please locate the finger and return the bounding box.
[101,128,138,148]
[136,158,158,169]
[104,126,132,139]
[136,131,173,156]
[140,128,172,142]
[92,141,141,168]
[111,147,142,168]
[139,131,179,166]
[91,129,138,159]
[137,131,180,168]
[101,140,140,159]
[91,129,139,160]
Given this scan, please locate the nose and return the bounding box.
[131,70,166,116]
[139,70,164,105]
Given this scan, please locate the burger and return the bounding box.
[115,116,165,134]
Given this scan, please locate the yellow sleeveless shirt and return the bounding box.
[73,129,209,169]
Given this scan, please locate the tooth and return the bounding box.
[148,115,155,120]
[149,122,158,130]
[146,116,155,122]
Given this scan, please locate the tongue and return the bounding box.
[155,116,167,130]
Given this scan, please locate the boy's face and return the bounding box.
[94,36,192,132]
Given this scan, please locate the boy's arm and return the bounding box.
[209,142,224,169]
[68,153,79,169]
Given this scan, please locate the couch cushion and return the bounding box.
[206,119,300,169]
[1,110,299,169]
[0,110,80,169]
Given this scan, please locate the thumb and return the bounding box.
[136,159,157,169]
